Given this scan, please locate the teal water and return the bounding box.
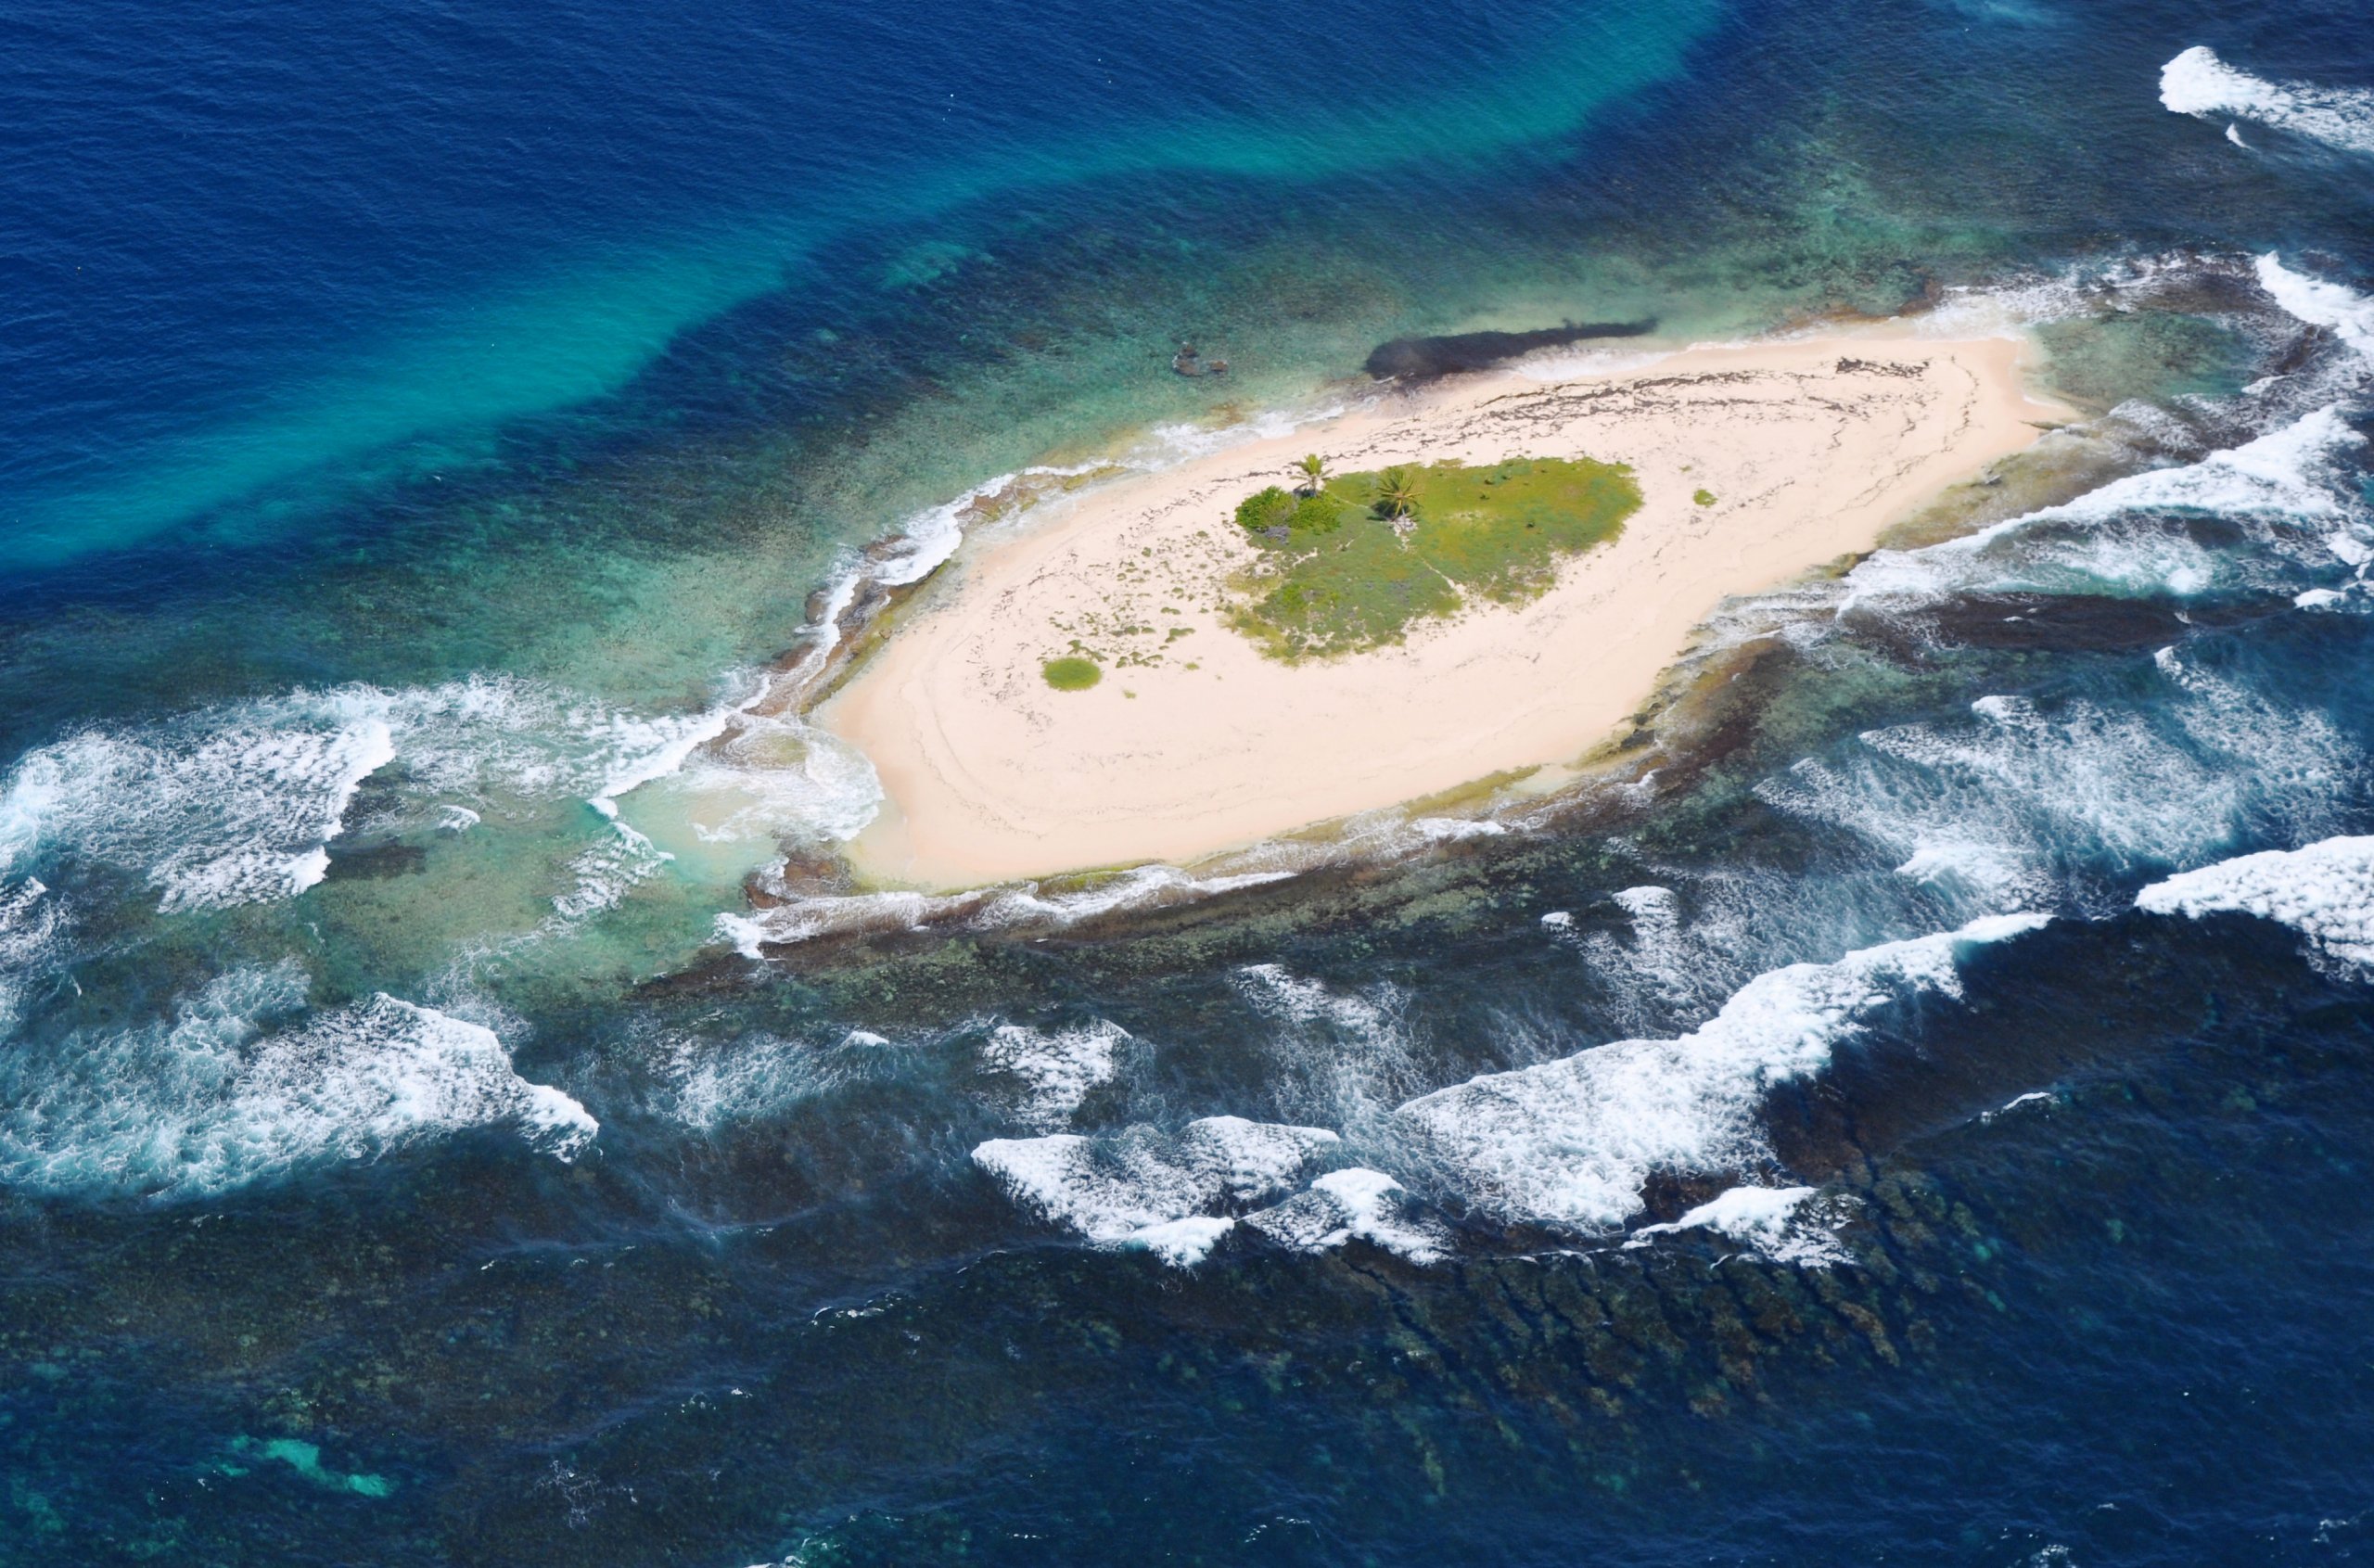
[4,0,1717,568]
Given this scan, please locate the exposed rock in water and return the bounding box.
[1172,341,1230,377]
[1363,319,1656,381]
[323,842,428,881]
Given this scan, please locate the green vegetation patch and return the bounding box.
[1227,457,1639,660]
[1233,485,1347,537]
[1041,656,1103,691]
[1693,488,1717,506]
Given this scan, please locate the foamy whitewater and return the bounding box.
[1842,403,2368,612]
[1624,1184,1852,1267]
[0,962,593,1198]
[957,917,2072,1266]
[2161,46,2374,156]
[973,1115,1343,1263]
[1757,651,2357,917]
[1394,915,2048,1230]
[0,673,875,921]
[6,258,2369,1230]
[2138,835,2374,972]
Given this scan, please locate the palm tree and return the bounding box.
[1293,453,1329,496]
[1373,466,1420,520]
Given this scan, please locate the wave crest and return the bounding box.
[1392,914,2048,1231]
[2161,46,2374,155]
[0,964,594,1199]
[2138,835,2374,973]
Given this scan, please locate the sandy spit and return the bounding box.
[819,331,2066,887]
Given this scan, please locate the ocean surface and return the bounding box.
[4,0,2374,1562]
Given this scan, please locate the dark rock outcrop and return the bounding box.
[1363,319,1655,381]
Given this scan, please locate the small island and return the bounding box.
[820,333,2065,886]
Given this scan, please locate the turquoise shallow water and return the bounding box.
[2,0,1717,568]
[6,0,2374,1561]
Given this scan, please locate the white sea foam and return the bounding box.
[2154,644,2355,811]
[2254,254,2374,363]
[1982,1089,2058,1123]
[0,876,64,1041]
[2137,835,2374,972]
[1625,1184,1851,1266]
[0,708,394,912]
[1128,402,1335,467]
[666,711,883,848]
[1244,1167,1449,1263]
[1511,341,1681,381]
[1126,1215,1237,1266]
[1232,963,1403,1036]
[979,1018,1127,1129]
[1392,914,2047,1231]
[641,1026,883,1129]
[973,1115,1340,1263]
[1844,406,2366,610]
[1915,253,2217,342]
[1761,652,2355,908]
[0,672,879,926]
[974,868,1295,925]
[1568,884,1709,1019]
[2161,47,2374,156]
[0,963,594,1198]
[1229,963,1430,1132]
[1407,816,1508,842]
[553,821,674,922]
[635,1021,917,1130]
[717,865,1295,955]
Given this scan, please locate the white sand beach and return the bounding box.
[820,332,2066,886]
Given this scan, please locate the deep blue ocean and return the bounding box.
[6,0,2374,1562]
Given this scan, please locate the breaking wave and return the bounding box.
[1243,1167,1449,1263]
[2137,835,2374,973]
[0,669,891,1034]
[636,1025,903,1130]
[0,877,64,1040]
[1759,650,2357,913]
[2254,254,2374,363]
[1624,1184,1855,1267]
[0,962,594,1199]
[1391,914,2048,1231]
[0,703,395,914]
[2161,46,2374,156]
[973,1115,1341,1264]
[1843,405,2368,610]
[976,920,2053,1260]
[978,1018,1128,1130]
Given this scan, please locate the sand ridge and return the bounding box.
[820,332,2066,886]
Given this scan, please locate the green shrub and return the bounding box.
[1234,486,1296,533]
[1290,491,1346,533]
[1693,489,1717,506]
[1041,657,1102,691]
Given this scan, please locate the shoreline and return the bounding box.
[815,329,2070,888]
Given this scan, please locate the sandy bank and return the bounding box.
[820,332,2065,887]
